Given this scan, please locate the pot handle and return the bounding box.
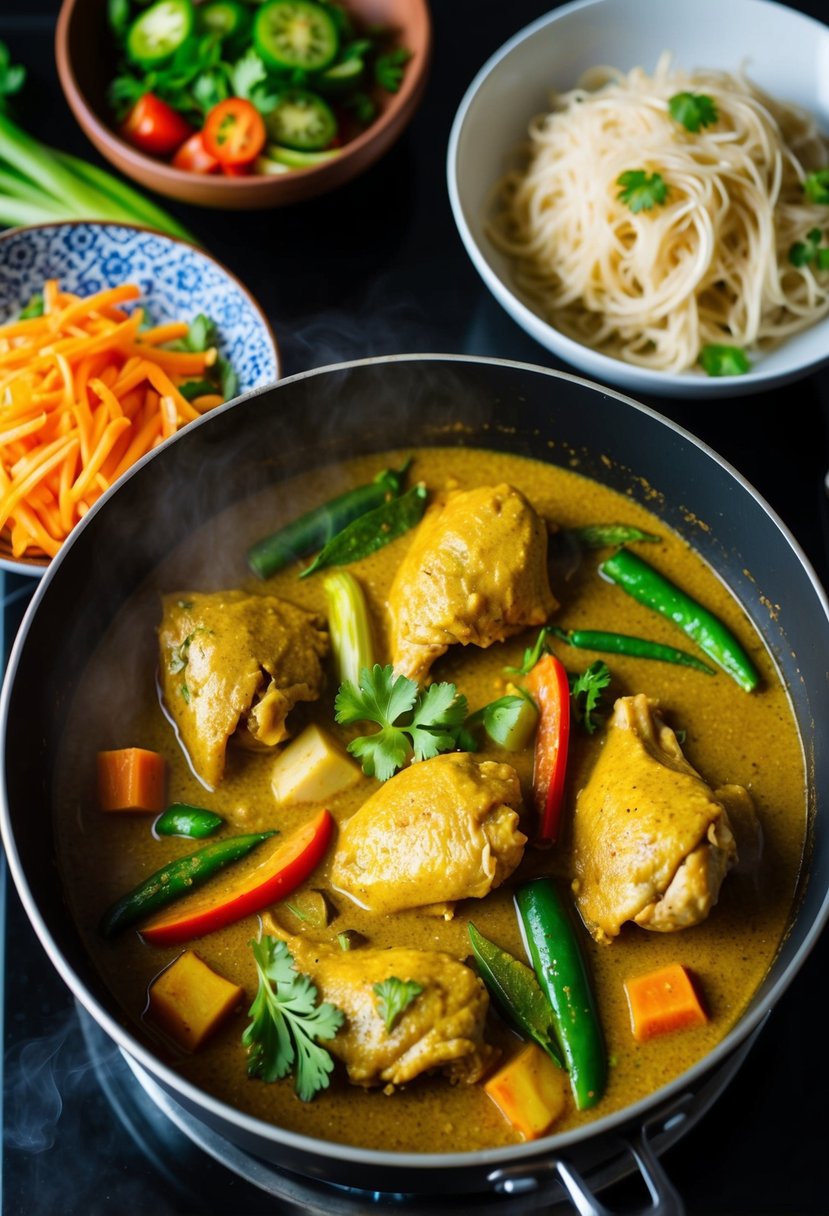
[488,1102,687,1216]
[552,1133,685,1216]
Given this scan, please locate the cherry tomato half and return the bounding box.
[202,98,267,167]
[121,93,193,158]
[172,132,221,174]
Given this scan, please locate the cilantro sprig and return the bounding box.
[243,937,344,1102]
[373,977,423,1032]
[569,661,611,734]
[668,91,718,133]
[617,170,668,213]
[334,665,470,781]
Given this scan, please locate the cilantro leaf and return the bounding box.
[699,344,750,377]
[243,936,343,1101]
[373,977,423,1032]
[191,68,229,115]
[803,169,829,206]
[335,664,471,780]
[374,47,411,93]
[569,660,611,734]
[344,91,375,125]
[617,170,668,213]
[668,91,718,133]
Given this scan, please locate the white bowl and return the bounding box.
[447,0,829,399]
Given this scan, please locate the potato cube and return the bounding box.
[271,723,361,805]
[484,1043,568,1140]
[148,951,244,1051]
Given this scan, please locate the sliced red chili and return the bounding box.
[202,98,267,167]
[525,652,570,844]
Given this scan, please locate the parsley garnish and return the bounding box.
[789,227,829,270]
[243,937,344,1101]
[699,344,751,377]
[373,977,423,1032]
[334,664,469,781]
[803,169,829,206]
[569,661,611,734]
[668,92,718,133]
[617,170,668,213]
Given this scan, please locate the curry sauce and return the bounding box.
[53,447,807,1153]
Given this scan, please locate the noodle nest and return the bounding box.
[488,56,829,374]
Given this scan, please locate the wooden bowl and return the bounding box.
[55,0,432,209]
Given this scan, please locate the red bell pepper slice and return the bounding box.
[140,807,334,945]
[525,653,570,844]
[121,93,193,158]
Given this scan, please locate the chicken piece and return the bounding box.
[262,916,498,1087]
[572,694,742,943]
[158,590,328,790]
[330,752,526,916]
[388,483,557,682]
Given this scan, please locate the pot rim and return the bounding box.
[2,351,828,1172]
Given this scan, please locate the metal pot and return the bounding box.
[2,355,828,1213]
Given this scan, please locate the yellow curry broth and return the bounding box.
[54,447,806,1152]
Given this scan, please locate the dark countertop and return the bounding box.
[2,1,829,1213]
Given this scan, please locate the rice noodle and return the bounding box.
[488,54,829,372]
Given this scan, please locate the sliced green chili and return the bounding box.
[99,831,276,938]
[468,923,563,1067]
[246,458,411,579]
[551,626,716,674]
[299,484,428,578]
[154,803,225,839]
[515,878,606,1111]
[599,547,760,692]
[569,524,661,549]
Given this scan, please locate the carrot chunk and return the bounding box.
[624,963,708,1042]
[484,1043,568,1140]
[98,747,166,813]
[147,950,244,1051]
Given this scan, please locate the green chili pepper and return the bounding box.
[468,923,563,1067]
[515,878,607,1111]
[99,831,276,938]
[599,548,760,692]
[299,484,428,578]
[551,626,716,674]
[569,524,660,549]
[246,459,411,579]
[154,803,225,839]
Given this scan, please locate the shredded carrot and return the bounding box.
[624,963,709,1042]
[0,278,233,562]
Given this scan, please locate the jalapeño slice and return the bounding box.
[126,0,194,67]
[253,0,339,72]
[197,0,250,43]
[265,89,337,151]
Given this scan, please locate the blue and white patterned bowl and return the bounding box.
[0,222,279,577]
